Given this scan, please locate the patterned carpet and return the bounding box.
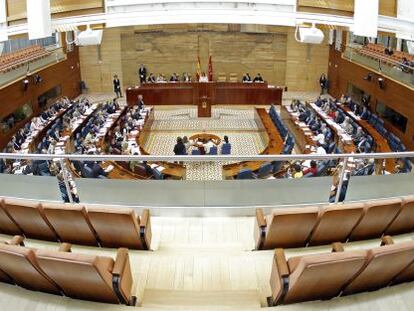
[146,107,266,180]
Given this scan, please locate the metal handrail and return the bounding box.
[1,151,413,162]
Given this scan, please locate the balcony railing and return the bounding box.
[343,44,414,89]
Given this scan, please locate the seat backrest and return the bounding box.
[349,198,402,241]
[2,198,59,241]
[209,146,218,155]
[237,168,253,179]
[191,149,200,155]
[41,203,98,246]
[221,143,231,154]
[342,242,414,295]
[35,249,119,303]
[86,206,145,249]
[264,207,320,249]
[283,250,367,304]
[385,196,414,235]
[0,199,22,235]
[258,163,273,178]
[309,203,365,246]
[0,243,60,294]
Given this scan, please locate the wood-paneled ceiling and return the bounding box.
[6,0,104,24]
[297,0,397,17]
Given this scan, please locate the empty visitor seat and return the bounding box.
[269,248,367,305]
[342,240,414,295]
[348,198,402,241]
[41,202,99,246]
[86,207,151,249]
[236,168,253,179]
[385,195,414,235]
[308,203,365,246]
[221,143,231,154]
[2,198,59,241]
[255,162,273,178]
[0,199,23,235]
[254,207,320,249]
[36,247,135,305]
[0,243,61,295]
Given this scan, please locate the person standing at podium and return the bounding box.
[138,64,147,84]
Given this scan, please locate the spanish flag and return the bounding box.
[196,55,201,81]
[208,55,213,82]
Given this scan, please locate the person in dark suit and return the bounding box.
[242,73,251,82]
[113,75,122,98]
[253,73,263,82]
[319,73,328,95]
[138,64,147,84]
[173,137,187,155]
[91,162,108,178]
[147,73,156,83]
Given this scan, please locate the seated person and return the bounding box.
[242,73,251,82]
[353,127,364,144]
[253,73,263,82]
[303,160,318,176]
[359,106,369,120]
[341,116,354,135]
[314,130,325,146]
[291,163,303,178]
[203,139,216,154]
[334,111,345,124]
[147,73,156,83]
[199,72,209,82]
[315,141,327,155]
[182,72,191,82]
[170,73,179,82]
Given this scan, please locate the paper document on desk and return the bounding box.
[150,164,159,169]
[156,166,166,172]
[104,165,114,173]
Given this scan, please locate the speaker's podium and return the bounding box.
[197,83,214,117]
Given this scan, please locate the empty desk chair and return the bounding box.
[349,198,402,241]
[36,247,136,305]
[236,168,253,180]
[0,199,22,235]
[255,162,273,179]
[86,207,151,249]
[208,146,218,155]
[269,249,367,305]
[385,195,414,235]
[42,203,99,246]
[308,203,365,246]
[2,198,59,241]
[342,240,414,295]
[221,143,231,155]
[254,207,320,249]
[0,243,61,295]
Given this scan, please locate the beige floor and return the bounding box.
[1,217,414,310]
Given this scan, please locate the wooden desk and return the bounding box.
[308,103,357,154]
[126,82,283,117]
[281,106,316,154]
[222,108,284,179]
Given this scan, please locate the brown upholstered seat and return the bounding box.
[0,243,61,294]
[41,203,99,246]
[36,248,134,305]
[256,207,320,249]
[385,196,414,235]
[2,198,59,241]
[0,198,22,235]
[348,198,402,241]
[342,241,414,295]
[269,249,367,305]
[309,203,365,246]
[86,206,151,249]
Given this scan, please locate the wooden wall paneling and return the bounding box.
[0,48,81,148]
[285,28,329,91]
[328,45,414,150]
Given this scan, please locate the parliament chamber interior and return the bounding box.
[1,0,414,310]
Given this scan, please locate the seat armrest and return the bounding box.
[269,249,290,306]
[139,209,151,250]
[274,249,289,277]
[59,243,72,252]
[7,235,25,246]
[381,235,394,246]
[112,248,135,306]
[254,208,267,250]
[332,242,344,252]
